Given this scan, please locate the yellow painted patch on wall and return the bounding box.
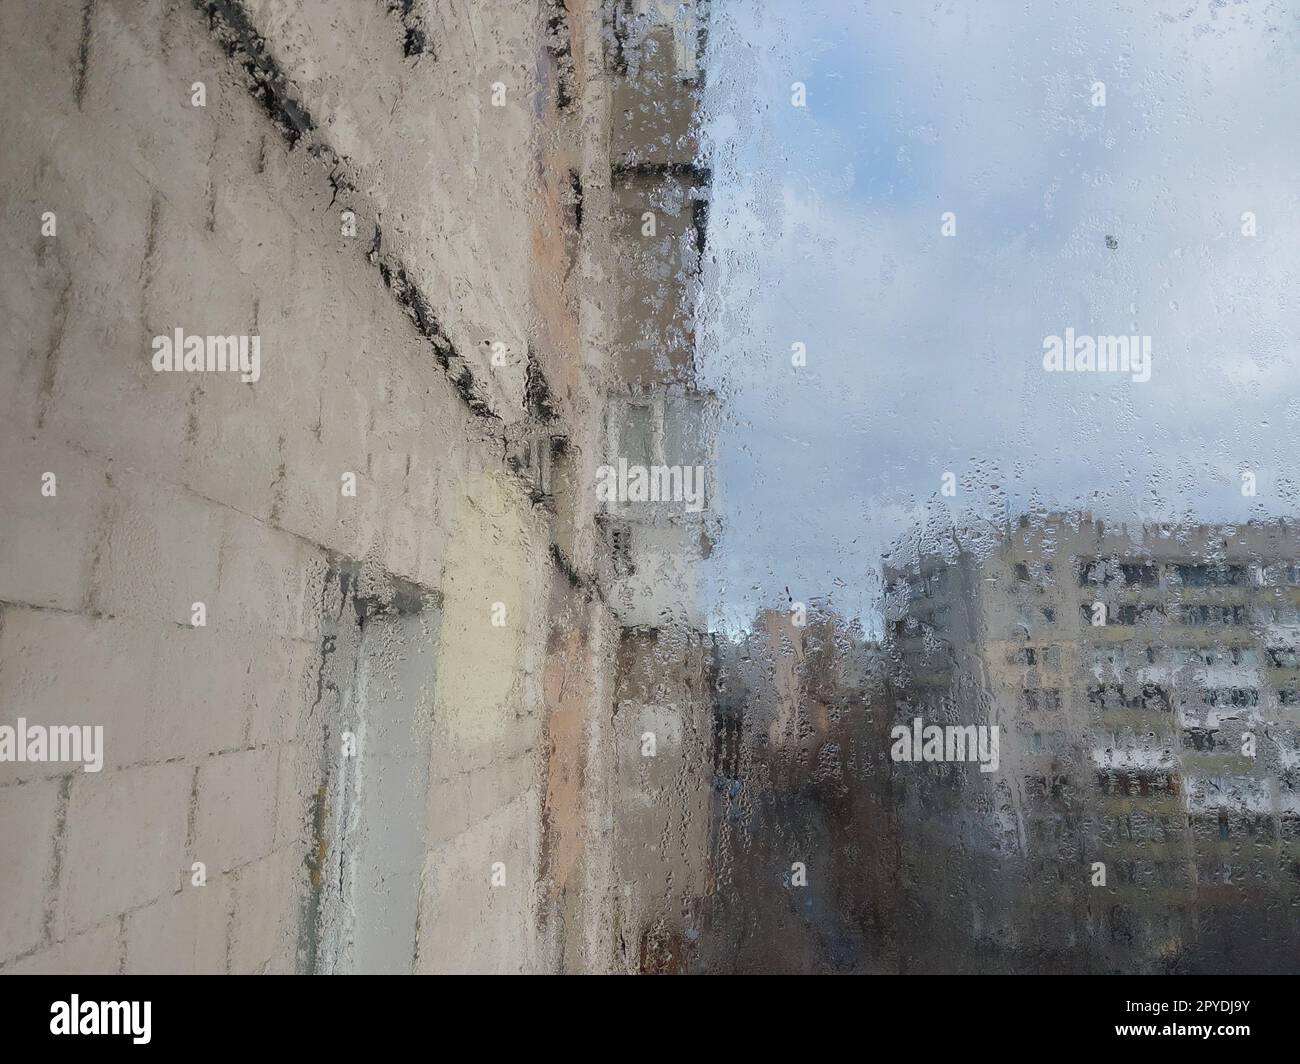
[434,471,534,748]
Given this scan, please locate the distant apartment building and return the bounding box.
[884,513,1300,972]
[704,604,900,971]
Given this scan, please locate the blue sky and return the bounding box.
[696,0,1300,636]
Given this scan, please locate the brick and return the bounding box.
[0,778,63,962]
[214,510,309,639]
[379,500,421,584]
[424,770,472,848]
[415,789,541,974]
[465,750,537,840]
[123,876,231,975]
[85,0,217,229]
[0,0,84,107]
[334,471,386,562]
[367,432,414,500]
[0,428,107,612]
[0,118,74,438]
[243,635,315,748]
[229,847,301,974]
[146,626,250,762]
[0,611,255,782]
[35,171,195,486]
[267,429,343,552]
[314,362,370,478]
[60,763,190,934]
[210,127,295,282]
[182,391,283,523]
[0,609,154,782]
[191,748,277,873]
[1,920,121,975]
[91,475,223,627]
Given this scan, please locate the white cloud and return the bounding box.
[697,0,1300,629]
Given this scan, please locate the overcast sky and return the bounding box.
[696,0,1300,636]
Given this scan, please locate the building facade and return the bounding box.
[0,0,719,975]
[885,513,1300,971]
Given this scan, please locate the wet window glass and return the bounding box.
[1,0,1297,986]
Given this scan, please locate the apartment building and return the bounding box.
[581,0,721,969]
[594,0,718,634]
[885,513,1300,972]
[704,604,899,971]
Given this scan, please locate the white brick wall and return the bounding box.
[0,778,63,960]
[60,763,191,935]
[191,749,279,874]
[0,0,573,974]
